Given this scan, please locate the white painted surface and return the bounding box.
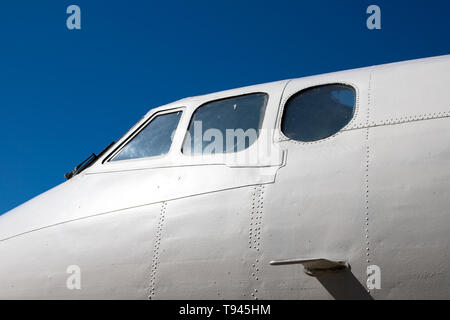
[0,55,449,299]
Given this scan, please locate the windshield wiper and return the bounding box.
[64,141,116,180]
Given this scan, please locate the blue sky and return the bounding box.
[0,0,449,214]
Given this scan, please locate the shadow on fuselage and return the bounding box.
[315,269,374,300]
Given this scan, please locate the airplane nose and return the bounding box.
[0,199,53,298]
[0,186,83,299]
[0,198,49,241]
[0,176,156,299]
[0,218,68,299]
[0,179,80,241]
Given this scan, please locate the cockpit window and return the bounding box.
[182,93,268,155]
[111,111,182,161]
[281,84,356,142]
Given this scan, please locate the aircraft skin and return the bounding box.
[0,55,449,300]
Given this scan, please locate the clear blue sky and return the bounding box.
[0,0,449,214]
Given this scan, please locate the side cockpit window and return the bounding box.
[182,93,268,155]
[281,84,356,142]
[111,111,182,161]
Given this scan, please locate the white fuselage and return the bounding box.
[1,55,449,299]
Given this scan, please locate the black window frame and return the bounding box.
[181,92,269,156]
[280,83,357,142]
[104,108,184,163]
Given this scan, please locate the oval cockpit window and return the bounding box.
[281,84,356,142]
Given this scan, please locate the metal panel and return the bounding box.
[154,187,258,300]
[261,129,369,300]
[0,204,161,299]
[371,56,450,125]
[370,118,450,299]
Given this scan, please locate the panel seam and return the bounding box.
[148,201,167,299]
[365,69,373,294]
[344,110,450,131]
[0,182,275,243]
[249,185,264,300]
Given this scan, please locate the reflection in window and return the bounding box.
[281,84,356,142]
[112,111,182,161]
[182,93,268,155]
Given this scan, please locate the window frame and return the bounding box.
[180,92,269,157]
[103,107,185,163]
[279,83,357,143]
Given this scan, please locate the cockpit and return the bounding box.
[65,81,356,178]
